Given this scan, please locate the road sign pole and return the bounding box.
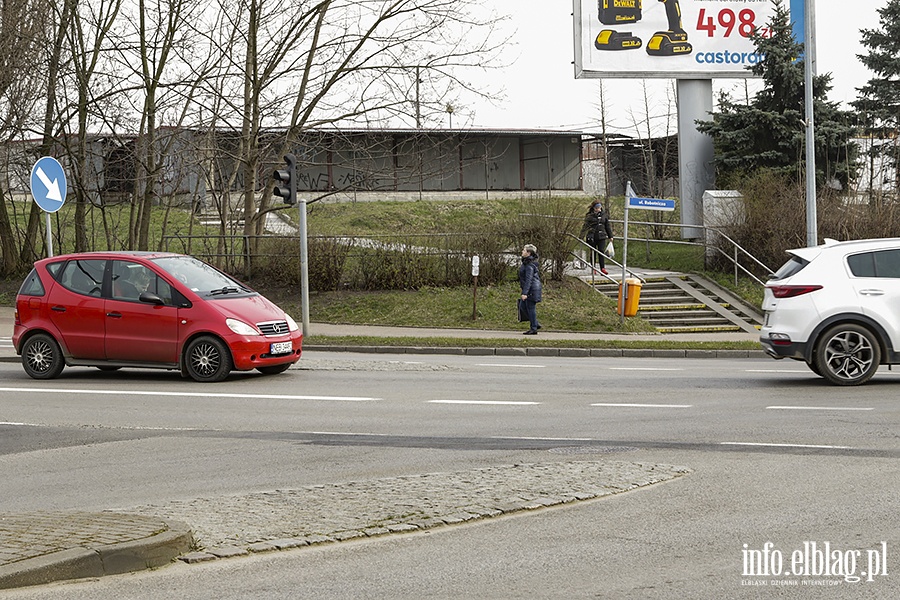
[621,182,634,325]
[45,213,53,257]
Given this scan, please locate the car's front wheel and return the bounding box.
[184,336,233,382]
[814,324,881,386]
[22,333,65,380]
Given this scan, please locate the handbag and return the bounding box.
[605,240,615,258]
[517,298,529,322]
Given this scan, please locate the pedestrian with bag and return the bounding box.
[518,244,542,335]
[581,200,614,274]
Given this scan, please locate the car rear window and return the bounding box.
[770,256,809,280]
[848,249,900,278]
[17,269,45,296]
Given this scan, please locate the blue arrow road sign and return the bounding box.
[627,196,676,211]
[30,156,67,213]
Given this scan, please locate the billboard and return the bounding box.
[573,0,782,79]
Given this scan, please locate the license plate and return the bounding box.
[270,341,292,355]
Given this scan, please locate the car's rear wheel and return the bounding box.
[814,324,881,386]
[22,333,65,380]
[257,363,292,375]
[806,360,822,377]
[184,336,233,382]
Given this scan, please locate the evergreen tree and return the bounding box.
[852,0,900,195]
[697,0,857,189]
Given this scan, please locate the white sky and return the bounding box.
[464,1,880,134]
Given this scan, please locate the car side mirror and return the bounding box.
[139,291,165,306]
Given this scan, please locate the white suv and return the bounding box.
[760,238,900,386]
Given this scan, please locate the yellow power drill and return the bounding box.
[646,0,692,56]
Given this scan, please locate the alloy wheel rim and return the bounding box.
[823,331,874,381]
[26,341,53,373]
[190,343,220,376]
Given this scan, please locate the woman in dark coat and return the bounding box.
[581,201,614,274]
[518,244,542,335]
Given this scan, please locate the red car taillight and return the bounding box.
[768,285,823,298]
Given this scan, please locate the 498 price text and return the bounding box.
[696,8,772,38]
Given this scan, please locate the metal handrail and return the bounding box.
[601,219,775,287]
[568,235,646,284]
[524,212,774,287]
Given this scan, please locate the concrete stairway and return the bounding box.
[585,272,763,334]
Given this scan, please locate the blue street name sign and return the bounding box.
[627,196,676,211]
[30,156,67,213]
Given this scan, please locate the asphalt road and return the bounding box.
[1,351,898,598]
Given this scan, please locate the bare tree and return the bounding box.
[3,0,506,265]
[58,0,125,253]
[114,0,209,249]
[205,0,507,249]
[0,0,48,274]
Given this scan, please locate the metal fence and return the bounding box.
[162,219,774,288]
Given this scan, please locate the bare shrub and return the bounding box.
[509,197,582,281]
[308,237,350,291]
[250,236,350,291]
[712,170,900,273]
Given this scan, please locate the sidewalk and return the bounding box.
[0,513,192,589]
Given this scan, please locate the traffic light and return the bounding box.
[273,153,297,205]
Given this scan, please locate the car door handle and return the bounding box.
[106,312,122,318]
[51,306,66,312]
[859,289,884,296]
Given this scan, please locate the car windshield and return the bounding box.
[152,256,254,296]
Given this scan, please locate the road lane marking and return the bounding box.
[428,400,540,405]
[0,387,379,402]
[490,436,595,441]
[721,442,853,450]
[746,369,809,373]
[475,363,546,368]
[766,406,874,411]
[608,367,683,371]
[591,403,692,408]
[305,431,391,436]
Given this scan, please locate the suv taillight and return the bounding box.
[768,285,823,298]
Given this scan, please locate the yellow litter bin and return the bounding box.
[617,278,642,317]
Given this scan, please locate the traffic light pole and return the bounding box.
[298,194,309,337]
[273,153,309,337]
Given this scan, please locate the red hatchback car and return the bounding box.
[13,252,303,382]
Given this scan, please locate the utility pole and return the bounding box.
[803,0,818,247]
